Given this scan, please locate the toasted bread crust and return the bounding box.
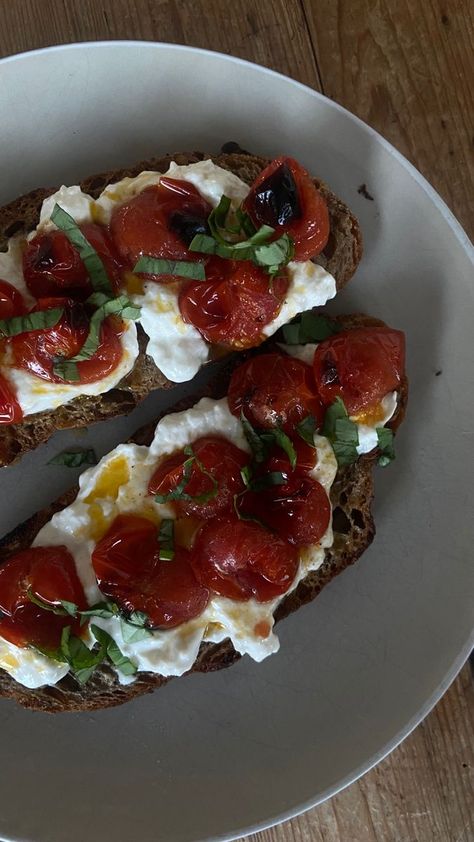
[0,314,407,713]
[0,149,363,467]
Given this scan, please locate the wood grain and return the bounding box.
[302,0,474,239]
[0,0,321,89]
[0,2,473,840]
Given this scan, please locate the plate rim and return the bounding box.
[0,39,473,842]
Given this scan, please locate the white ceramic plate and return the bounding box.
[0,42,472,842]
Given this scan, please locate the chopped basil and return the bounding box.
[249,471,286,492]
[133,256,206,281]
[296,414,318,448]
[253,234,294,275]
[322,397,359,466]
[60,626,104,685]
[119,618,152,644]
[48,448,97,468]
[78,601,119,621]
[376,427,395,466]
[240,412,266,462]
[119,610,152,644]
[51,204,113,296]
[0,307,64,338]
[90,625,137,676]
[189,195,293,275]
[236,207,257,238]
[240,464,253,487]
[260,427,296,469]
[281,312,340,345]
[27,590,78,617]
[158,518,175,561]
[240,413,296,468]
[154,445,218,505]
[53,294,140,381]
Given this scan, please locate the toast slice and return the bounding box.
[0,314,407,713]
[0,148,362,467]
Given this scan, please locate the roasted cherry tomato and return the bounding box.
[243,157,329,261]
[11,297,124,385]
[238,473,331,546]
[0,546,87,650]
[148,436,249,519]
[0,374,23,424]
[0,279,26,319]
[110,179,212,270]
[312,326,406,415]
[228,352,324,433]
[190,515,299,602]
[262,436,317,476]
[179,257,289,348]
[23,225,122,300]
[91,514,209,629]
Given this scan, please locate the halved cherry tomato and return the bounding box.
[179,257,289,348]
[238,473,331,546]
[0,375,23,424]
[243,157,330,261]
[312,326,406,415]
[148,436,249,519]
[91,514,209,629]
[110,179,212,270]
[190,515,299,602]
[228,352,324,433]
[23,225,122,300]
[11,298,123,384]
[0,279,26,319]
[0,546,87,650]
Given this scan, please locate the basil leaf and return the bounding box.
[189,199,292,275]
[60,626,104,684]
[240,464,253,487]
[0,307,64,338]
[154,448,218,505]
[27,590,78,617]
[281,312,339,345]
[53,294,140,381]
[154,455,194,503]
[133,256,206,281]
[158,518,175,561]
[90,625,137,676]
[51,204,113,296]
[322,397,359,466]
[236,207,257,238]
[296,415,318,447]
[241,414,296,468]
[376,427,395,466]
[260,427,296,469]
[253,234,294,272]
[78,601,119,621]
[208,195,233,244]
[240,412,266,462]
[119,618,152,644]
[48,448,97,468]
[250,471,286,492]
[127,610,150,627]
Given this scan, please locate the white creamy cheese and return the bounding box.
[0,638,69,690]
[1,398,336,687]
[38,185,95,232]
[130,282,209,382]
[355,391,398,455]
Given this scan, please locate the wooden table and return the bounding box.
[0,1,473,839]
